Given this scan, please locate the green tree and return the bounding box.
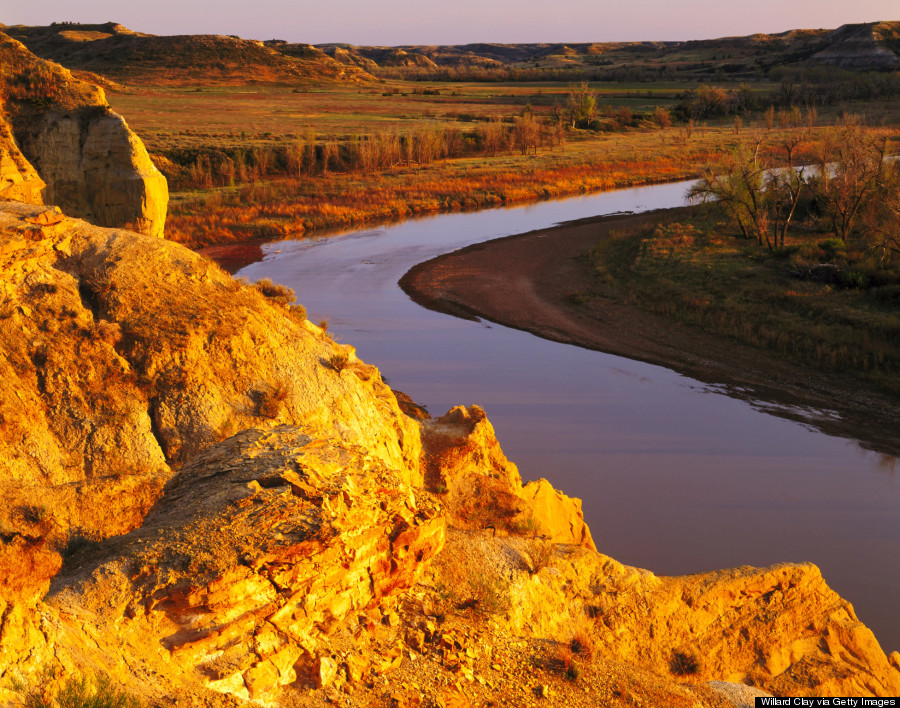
[566,82,597,128]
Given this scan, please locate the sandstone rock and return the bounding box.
[505,544,900,697]
[0,117,44,204]
[1,191,898,706]
[422,405,523,491]
[0,200,431,647]
[0,33,167,238]
[317,656,339,689]
[519,478,594,549]
[345,653,370,684]
[421,405,595,549]
[34,425,443,705]
[27,110,168,238]
[705,680,773,708]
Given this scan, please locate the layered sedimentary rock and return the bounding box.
[44,426,445,704]
[0,202,899,706]
[0,201,419,596]
[487,544,900,697]
[0,33,167,237]
[810,22,900,70]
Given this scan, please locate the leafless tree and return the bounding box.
[811,123,889,242]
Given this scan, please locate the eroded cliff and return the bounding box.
[0,33,167,237]
[1,201,899,707]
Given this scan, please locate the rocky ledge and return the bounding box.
[0,201,898,707]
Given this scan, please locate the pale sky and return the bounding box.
[4,0,898,46]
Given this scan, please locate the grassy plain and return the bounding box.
[587,207,900,392]
[108,80,868,248]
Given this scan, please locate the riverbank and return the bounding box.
[169,150,714,249]
[400,207,900,458]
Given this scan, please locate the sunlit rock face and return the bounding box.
[0,200,899,706]
[0,33,167,238]
[0,117,45,204]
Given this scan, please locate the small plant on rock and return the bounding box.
[252,277,295,307]
[523,537,554,575]
[670,649,700,677]
[11,668,143,708]
[466,571,511,616]
[257,381,289,418]
[329,351,350,372]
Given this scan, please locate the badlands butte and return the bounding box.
[1,26,900,708]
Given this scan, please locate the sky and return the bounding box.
[4,0,898,46]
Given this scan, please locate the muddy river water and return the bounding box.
[227,181,900,652]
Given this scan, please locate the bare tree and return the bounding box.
[321,141,337,176]
[689,136,806,250]
[479,117,505,158]
[866,160,900,262]
[513,110,539,155]
[811,123,889,242]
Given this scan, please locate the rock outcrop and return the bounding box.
[495,546,900,697]
[422,405,595,548]
[0,33,167,237]
[0,117,44,204]
[0,201,899,706]
[44,426,444,704]
[0,201,419,586]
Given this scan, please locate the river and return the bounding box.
[227,181,900,652]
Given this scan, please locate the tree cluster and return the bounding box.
[690,121,898,263]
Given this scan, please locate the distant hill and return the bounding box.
[326,21,900,80]
[3,20,898,86]
[809,22,900,70]
[3,22,374,85]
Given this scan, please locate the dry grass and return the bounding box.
[251,277,295,307]
[107,83,838,248]
[522,537,555,574]
[328,351,350,373]
[589,202,900,392]
[256,381,289,418]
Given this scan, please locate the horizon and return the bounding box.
[3,0,898,46]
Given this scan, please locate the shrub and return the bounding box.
[546,643,582,681]
[669,649,700,676]
[466,571,510,615]
[522,537,554,574]
[329,351,350,372]
[287,304,307,322]
[257,381,289,418]
[818,238,846,259]
[509,515,541,537]
[252,277,295,307]
[569,628,595,663]
[12,670,142,708]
